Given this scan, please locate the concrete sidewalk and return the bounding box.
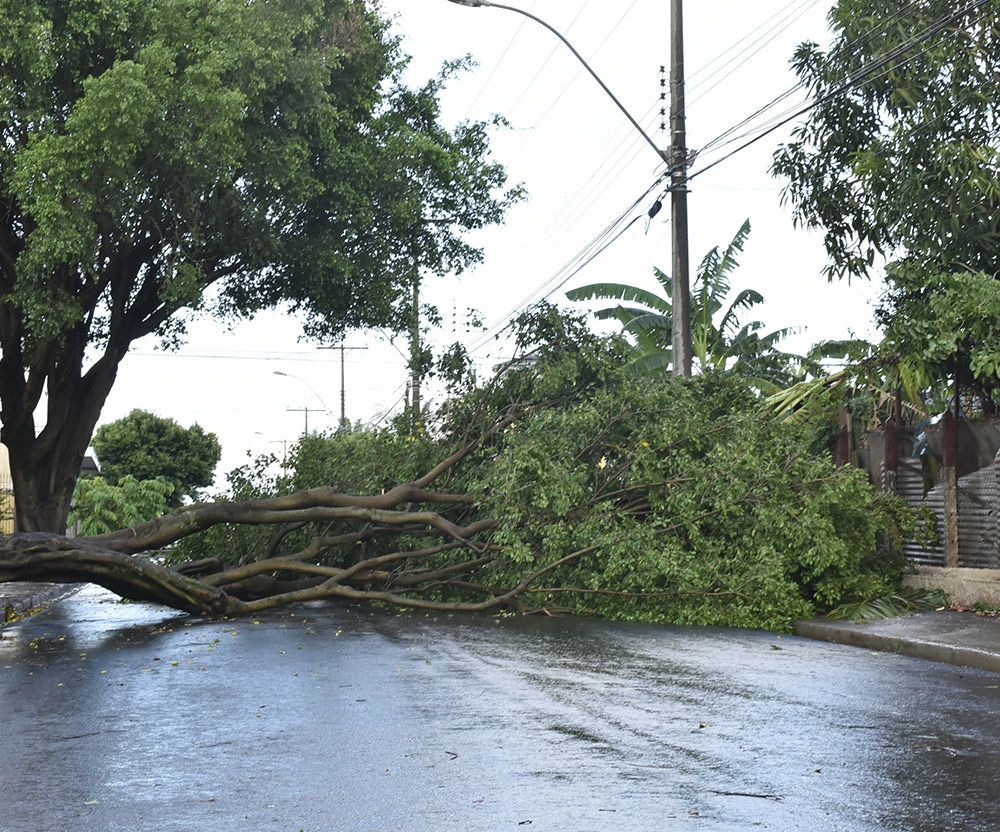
[1,581,80,624]
[796,611,1000,674]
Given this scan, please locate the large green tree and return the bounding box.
[0,0,518,532]
[91,409,220,505]
[772,0,999,405]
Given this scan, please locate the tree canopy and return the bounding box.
[772,0,999,281]
[91,410,220,505]
[772,1,1000,409]
[0,0,519,531]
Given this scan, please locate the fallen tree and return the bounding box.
[0,415,521,616]
[0,314,925,629]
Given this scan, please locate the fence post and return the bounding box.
[883,417,898,493]
[837,406,851,467]
[942,410,960,568]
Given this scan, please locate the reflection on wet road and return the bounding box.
[2,586,998,831]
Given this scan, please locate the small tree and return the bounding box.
[91,410,221,505]
[69,476,174,536]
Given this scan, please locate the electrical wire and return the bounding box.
[694,0,929,157]
[689,0,992,181]
[514,106,660,262]
[685,0,825,110]
[462,0,542,121]
[683,0,811,84]
[503,0,595,118]
[367,383,409,427]
[469,174,668,353]
[504,0,644,166]
[503,0,838,281]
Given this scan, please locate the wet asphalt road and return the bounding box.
[1,586,999,832]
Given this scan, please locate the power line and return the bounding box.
[492,1,812,284]
[685,0,825,110]
[462,0,541,120]
[503,0,595,118]
[694,0,930,157]
[503,0,828,283]
[469,175,668,353]
[514,107,660,263]
[688,0,992,182]
[504,0,644,167]
[683,0,811,83]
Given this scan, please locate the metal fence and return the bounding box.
[0,473,14,534]
[895,452,1000,570]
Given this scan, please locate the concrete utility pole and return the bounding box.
[320,343,368,430]
[287,406,312,436]
[670,0,692,377]
[410,275,422,427]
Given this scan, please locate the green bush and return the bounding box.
[70,476,174,536]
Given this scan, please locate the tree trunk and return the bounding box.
[1,335,124,534]
[9,469,76,534]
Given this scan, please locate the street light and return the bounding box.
[273,371,331,435]
[446,0,693,376]
[448,0,668,165]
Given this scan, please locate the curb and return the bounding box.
[795,618,1000,675]
[1,583,81,625]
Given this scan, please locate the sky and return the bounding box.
[94,0,885,486]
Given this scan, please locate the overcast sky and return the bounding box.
[93,0,884,485]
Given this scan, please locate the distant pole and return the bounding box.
[322,343,368,430]
[670,0,692,377]
[287,406,311,436]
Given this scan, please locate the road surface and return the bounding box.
[1,586,998,831]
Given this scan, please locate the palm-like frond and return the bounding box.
[629,350,673,376]
[826,588,947,623]
[592,305,659,330]
[567,283,671,314]
[719,289,765,339]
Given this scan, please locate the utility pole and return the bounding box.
[339,343,367,430]
[409,274,422,428]
[287,406,312,436]
[320,343,368,430]
[670,0,693,377]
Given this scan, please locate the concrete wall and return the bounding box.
[904,566,1000,608]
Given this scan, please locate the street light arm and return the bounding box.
[273,371,331,413]
[448,0,668,165]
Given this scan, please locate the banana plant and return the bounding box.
[567,220,803,391]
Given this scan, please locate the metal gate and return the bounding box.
[0,473,14,534]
